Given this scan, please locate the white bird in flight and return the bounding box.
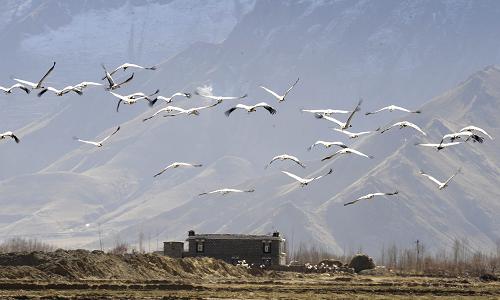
[73,126,120,147]
[110,91,157,112]
[302,109,350,115]
[225,102,277,116]
[266,154,306,169]
[260,78,299,102]
[440,131,484,144]
[415,141,461,151]
[195,91,247,102]
[107,63,156,77]
[162,100,223,117]
[153,162,203,178]
[344,191,399,206]
[73,81,103,90]
[321,147,373,161]
[14,62,56,89]
[365,105,421,115]
[0,83,30,94]
[377,121,427,136]
[37,86,83,97]
[282,168,333,186]
[199,188,255,196]
[0,131,20,143]
[307,141,348,151]
[333,128,372,139]
[102,64,134,90]
[315,99,363,130]
[459,126,493,140]
[157,92,191,103]
[143,105,188,121]
[419,168,461,190]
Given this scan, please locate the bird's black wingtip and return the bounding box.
[185,93,192,98]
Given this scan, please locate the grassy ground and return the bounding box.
[0,274,498,299]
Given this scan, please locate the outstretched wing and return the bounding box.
[443,168,461,186]
[224,107,239,117]
[153,168,167,178]
[36,62,56,88]
[321,150,341,161]
[115,73,134,88]
[312,168,333,181]
[281,171,305,183]
[419,171,443,186]
[99,126,121,144]
[344,98,363,128]
[260,85,282,100]
[255,102,277,115]
[283,77,299,98]
[343,199,360,206]
[315,114,344,127]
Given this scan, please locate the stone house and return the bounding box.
[163,230,286,266]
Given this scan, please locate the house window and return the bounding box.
[196,241,204,253]
[263,242,271,253]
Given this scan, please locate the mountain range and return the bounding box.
[0,0,499,255]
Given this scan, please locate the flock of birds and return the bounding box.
[0,61,494,207]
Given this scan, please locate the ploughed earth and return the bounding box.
[0,250,498,299]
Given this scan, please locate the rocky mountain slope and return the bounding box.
[0,1,499,254]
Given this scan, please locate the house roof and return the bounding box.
[186,233,283,241]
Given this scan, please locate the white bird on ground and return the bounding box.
[459,126,493,140]
[14,62,56,89]
[0,83,30,94]
[110,91,157,112]
[321,147,373,161]
[282,168,333,186]
[195,91,247,102]
[260,78,299,102]
[315,99,363,129]
[102,64,134,90]
[266,154,306,169]
[415,141,461,151]
[440,131,484,144]
[157,92,191,103]
[365,105,421,115]
[225,102,277,116]
[344,191,399,206]
[162,100,223,117]
[107,63,156,77]
[73,126,120,147]
[153,162,203,178]
[419,168,461,190]
[37,86,83,97]
[301,109,350,115]
[307,141,348,151]
[0,131,20,143]
[199,188,255,196]
[333,128,372,139]
[377,121,427,136]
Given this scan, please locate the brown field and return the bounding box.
[0,274,499,299]
[0,250,498,299]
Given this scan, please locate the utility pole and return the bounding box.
[415,239,420,273]
[98,223,103,251]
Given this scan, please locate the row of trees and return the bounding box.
[290,238,500,276]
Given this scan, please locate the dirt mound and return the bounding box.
[0,249,254,280]
[348,254,375,273]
